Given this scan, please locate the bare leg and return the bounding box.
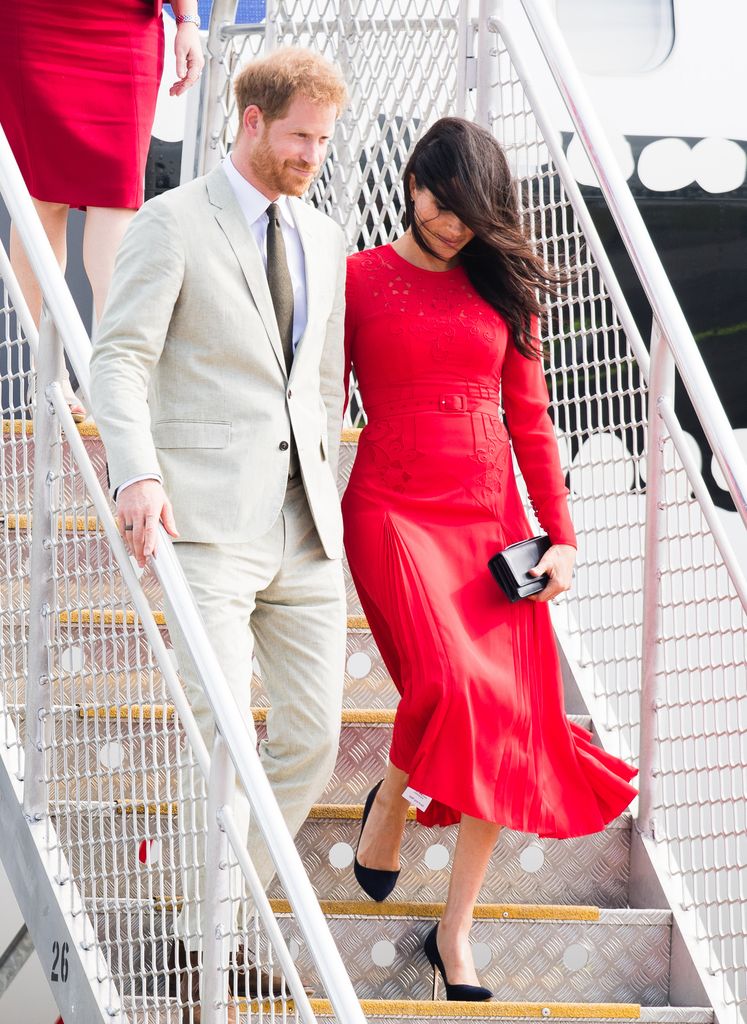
[9,199,88,415]
[436,814,502,986]
[10,199,69,325]
[82,206,135,322]
[356,761,409,871]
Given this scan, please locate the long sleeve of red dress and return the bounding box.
[501,326,577,548]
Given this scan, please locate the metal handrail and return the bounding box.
[490,7,747,1021]
[517,0,747,532]
[0,125,367,1024]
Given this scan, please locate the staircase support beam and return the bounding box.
[23,309,63,821]
[0,737,121,1021]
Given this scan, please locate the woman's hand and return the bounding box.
[527,543,576,602]
[170,23,205,97]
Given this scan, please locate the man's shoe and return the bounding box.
[228,945,315,999]
[175,942,201,1023]
[172,940,238,1023]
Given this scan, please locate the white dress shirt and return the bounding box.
[118,155,308,499]
[222,153,308,349]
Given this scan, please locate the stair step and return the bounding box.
[2,504,364,616]
[257,710,594,805]
[10,610,397,707]
[277,805,629,908]
[51,791,628,909]
[120,1001,713,1024]
[33,703,600,822]
[269,901,671,1004]
[312,1005,713,1023]
[92,897,671,1004]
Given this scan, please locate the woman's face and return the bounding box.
[410,183,475,259]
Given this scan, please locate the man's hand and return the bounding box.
[116,480,179,568]
[527,543,576,603]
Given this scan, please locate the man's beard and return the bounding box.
[251,135,317,197]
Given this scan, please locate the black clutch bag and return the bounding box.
[488,535,552,602]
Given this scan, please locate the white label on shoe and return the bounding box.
[403,786,432,812]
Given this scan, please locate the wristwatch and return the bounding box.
[175,13,201,27]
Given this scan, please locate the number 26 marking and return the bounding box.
[50,940,69,983]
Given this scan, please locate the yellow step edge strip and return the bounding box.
[58,609,167,627]
[268,900,600,922]
[58,608,363,631]
[4,420,363,443]
[238,1000,640,1020]
[76,704,391,725]
[115,800,178,815]
[78,704,175,720]
[3,514,103,532]
[309,803,416,821]
[253,707,394,725]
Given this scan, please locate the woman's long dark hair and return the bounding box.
[402,117,564,359]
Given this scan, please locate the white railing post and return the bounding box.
[194,0,240,178]
[23,308,63,821]
[201,733,236,1024]
[637,319,675,838]
[456,0,475,117]
[264,0,278,51]
[476,0,500,128]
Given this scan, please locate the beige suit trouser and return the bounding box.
[165,476,346,950]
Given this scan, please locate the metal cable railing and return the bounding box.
[478,2,747,1020]
[0,125,367,1023]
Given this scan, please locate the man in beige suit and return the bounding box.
[90,48,348,1017]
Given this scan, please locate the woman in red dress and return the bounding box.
[0,0,203,417]
[343,118,637,1000]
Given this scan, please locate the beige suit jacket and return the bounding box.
[90,165,346,559]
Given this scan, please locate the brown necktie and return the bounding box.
[266,202,294,373]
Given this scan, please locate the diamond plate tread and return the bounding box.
[272,903,671,1004]
[39,612,390,698]
[50,806,184,904]
[255,626,397,709]
[271,807,630,908]
[258,711,594,805]
[43,706,183,804]
[638,1014,712,1023]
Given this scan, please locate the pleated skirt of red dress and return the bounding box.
[343,434,638,838]
[1,0,164,209]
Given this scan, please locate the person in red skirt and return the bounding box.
[0,0,204,418]
[343,117,637,1001]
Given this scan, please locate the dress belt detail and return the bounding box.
[366,390,500,418]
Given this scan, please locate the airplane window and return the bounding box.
[556,0,675,75]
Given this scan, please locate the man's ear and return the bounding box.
[243,104,263,136]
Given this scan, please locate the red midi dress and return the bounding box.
[1,0,164,209]
[342,244,637,836]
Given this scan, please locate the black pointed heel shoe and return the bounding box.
[423,924,493,1002]
[353,780,400,901]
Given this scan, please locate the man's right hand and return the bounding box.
[116,480,179,568]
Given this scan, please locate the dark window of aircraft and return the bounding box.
[557,0,675,75]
